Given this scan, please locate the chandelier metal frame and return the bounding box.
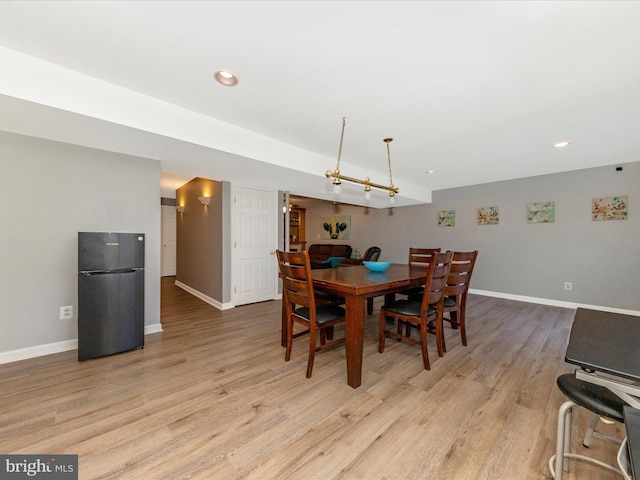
[325,117,399,202]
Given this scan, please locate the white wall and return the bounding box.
[0,131,161,362]
[304,162,639,312]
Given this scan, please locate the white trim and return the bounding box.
[175,280,234,311]
[145,323,164,335]
[470,288,640,316]
[0,323,163,365]
[0,339,78,365]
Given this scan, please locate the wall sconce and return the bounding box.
[198,196,211,206]
[176,205,185,213]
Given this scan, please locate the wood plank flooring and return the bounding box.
[0,277,626,479]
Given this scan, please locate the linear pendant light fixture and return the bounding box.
[325,117,399,204]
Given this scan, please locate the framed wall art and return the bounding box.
[320,215,351,239]
[592,196,627,221]
[527,201,555,223]
[438,210,456,227]
[477,206,499,225]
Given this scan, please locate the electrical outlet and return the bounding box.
[564,282,573,291]
[60,305,73,320]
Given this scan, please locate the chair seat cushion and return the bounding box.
[443,296,456,308]
[399,286,424,298]
[314,290,345,305]
[557,373,626,423]
[294,305,345,324]
[382,299,435,317]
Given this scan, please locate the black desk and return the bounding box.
[565,308,640,479]
[566,308,640,382]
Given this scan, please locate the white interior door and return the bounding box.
[233,187,277,306]
[161,205,177,276]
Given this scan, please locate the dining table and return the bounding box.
[309,263,431,388]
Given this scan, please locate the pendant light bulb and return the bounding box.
[333,184,342,195]
[364,190,371,201]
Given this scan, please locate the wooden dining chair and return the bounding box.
[441,250,478,348]
[378,251,452,369]
[276,250,346,378]
[396,247,441,298]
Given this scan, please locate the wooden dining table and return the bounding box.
[309,263,431,388]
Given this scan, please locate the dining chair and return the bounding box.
[276,250,346,378]
[342,246,381,265]
[549,372,627,479]
[378,251,452,368]
[363,246,381,262]
[441,250,478,348]
[405,250,478,353]
[396,247,441,298]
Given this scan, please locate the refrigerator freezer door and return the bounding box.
[78,269,144,361]
[78,232,145,271]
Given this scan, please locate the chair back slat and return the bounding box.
[277,250,316,314]
[445,250,478,296]
[408,247,441,267]
[424,252,453,308]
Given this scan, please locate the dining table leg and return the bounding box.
[345,294,365,388]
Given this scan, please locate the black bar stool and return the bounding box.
[550,372,627,479]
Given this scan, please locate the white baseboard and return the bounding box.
[470,289,640,316]
[145,323,164,335]
[0,339,79,365]
[0,323,164,365]
[174,280,234,310]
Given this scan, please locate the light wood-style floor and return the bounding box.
[0,277,626,479]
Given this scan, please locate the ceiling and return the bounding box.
[1,1,639,208]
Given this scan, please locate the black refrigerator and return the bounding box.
[78,232,145,361]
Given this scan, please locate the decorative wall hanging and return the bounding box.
[321,215,351,240]
[527,201,555,223]
[592,196,627,221]
[477,206,499,225]
[438,210,456,227]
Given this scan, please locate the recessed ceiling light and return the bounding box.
[214,69,239,87]
[426,170,436,174]
[553,141,571,148]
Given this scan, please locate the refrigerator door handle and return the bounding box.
[80,268,141,276]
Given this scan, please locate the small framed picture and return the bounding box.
[477,206,499,225]
[527,201,555,223]
[592,196,627,221]
[438,210,456,227]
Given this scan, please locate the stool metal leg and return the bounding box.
[583,414,623,448]
[583,413,599,447]
[551,399,577,479]
[563,401,573,472]
[550,400,626,479]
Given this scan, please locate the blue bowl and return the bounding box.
[363,261,391,272]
